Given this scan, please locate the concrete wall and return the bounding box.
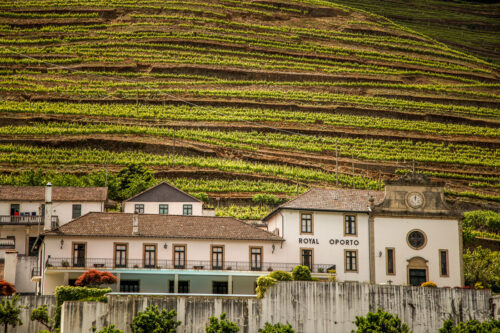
[15,255,38,294]
[0,295,56,333]
[59,282,492,333]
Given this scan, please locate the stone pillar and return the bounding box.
[174,274,179,293]
[228,275,233,294]
[4,250,18,285]
[116,273,121,292]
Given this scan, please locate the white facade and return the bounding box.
[123,201,203,216]
[267,210,370,282]
[373,216,462,287]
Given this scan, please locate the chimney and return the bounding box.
[132,214,139,235]
[44,182,52,232]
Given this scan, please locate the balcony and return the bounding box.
[0,215,59,226]
[0,238,15,249]
[46,257,334,273]
[31,267,42,282]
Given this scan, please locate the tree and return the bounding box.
[75,269,117,287]
[0,280,17,296]
[352,308,411,333]
[258,322,295,333]
[31,304,56,333]
[439,318,500,332]
[0,295,23,333]
[463,246,500,292]
[463,210,500,234]
[114,164,155,201]
[130,306,181,333]
[205,313,239,333]
[291,265,313,281]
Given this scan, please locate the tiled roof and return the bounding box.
[0,186,108,202]
[263,188,384,220]
[47,212,283,241]
[124,182,201,203]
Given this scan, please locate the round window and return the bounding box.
[407,230,426,250]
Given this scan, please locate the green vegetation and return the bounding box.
[206,313,239,333]
[30,305,57,333]
[130,306,181,333]
[0,295,23,333]
[463,246,500,293]
[291,265,314,281]
[439,318,500,333]
[259,322,295,333]
[352,308,411,333]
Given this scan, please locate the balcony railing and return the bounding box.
[31,267,41,278]
[0,238,15,249]
[0,215,59,226]
[46,257,335,273]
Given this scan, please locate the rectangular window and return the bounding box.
[134,204,144,214]
[114,243,128,268]
[250,247,262,271]
[344,215,357,236]
[169,280,189,293]
[211,246,224,270]
[144,244,157,268]
[159,204,169,215]
[173,245,186,269]
[72,204,82,219]
[345,250,358,272]
[386,248,395,275]
[439,250,449,277]
[120,280,139,292]
[10,204,20,216]
[212,281,228,294]
[28,237,38,256]
[300,213,313,234]
[72,243,86,267]
[301,249,313,270]
[183,204,193,215]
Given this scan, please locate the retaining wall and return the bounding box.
[60,282,492,333]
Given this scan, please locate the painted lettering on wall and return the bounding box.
[329,239,359,246]
[298,238,320,245]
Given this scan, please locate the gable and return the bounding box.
[127,183,200,203]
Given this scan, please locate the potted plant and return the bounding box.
[61,261,70,267]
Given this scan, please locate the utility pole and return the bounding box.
[335,142,338,186]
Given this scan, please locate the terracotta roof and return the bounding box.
[47,212,283,241]
[0,186,108,202]
[263,188,384,220]
[124,182,201,203]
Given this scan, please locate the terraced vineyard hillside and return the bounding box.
[0,0,498,218]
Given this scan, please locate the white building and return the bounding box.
[122,182,213,216]
[35,173,463,295]
[0,184,108,293]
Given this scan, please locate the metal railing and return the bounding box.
[47,257,335,273]
[0,238,15,249]
[0,215,59,225]
[31,267,41,278]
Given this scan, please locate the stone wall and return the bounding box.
[1,295,56,333]
[59,282,492,333]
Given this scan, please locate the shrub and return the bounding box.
[439,318,500,332]
[353,308,411,333]
[420,281,437,288]
[258,322,295,332]
[75,269,117,287]
[54,286,111,328]
[269,271,292,281]
[292,265,313,281]
[252,194,282,206]
[130,305,181,333]
[93,325,124,333]
[0,295,23,333]
[206,313,239,333]
[328,269,336,282]
[463,210,500,234]
[463,246,500,292]
[256,276,277,299]
[30,304,56,333]
[0,280,17,296]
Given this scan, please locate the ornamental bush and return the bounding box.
[258,322,295,333]
[130,305,181,333]
[439,318,500,332]
[75,269,117,287]
[205,313,239,333]
[0,279,16,296]
[420,281,437,288]
[93,325,124,333]
[269,271,292,281]
[352,308,412,333]
[292,265,313,281]
[256,276,277,299]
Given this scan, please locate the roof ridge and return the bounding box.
[122,181,202,203]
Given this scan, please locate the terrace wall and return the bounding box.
[57,282,491,333]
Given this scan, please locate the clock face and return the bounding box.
[407,192,424,209]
